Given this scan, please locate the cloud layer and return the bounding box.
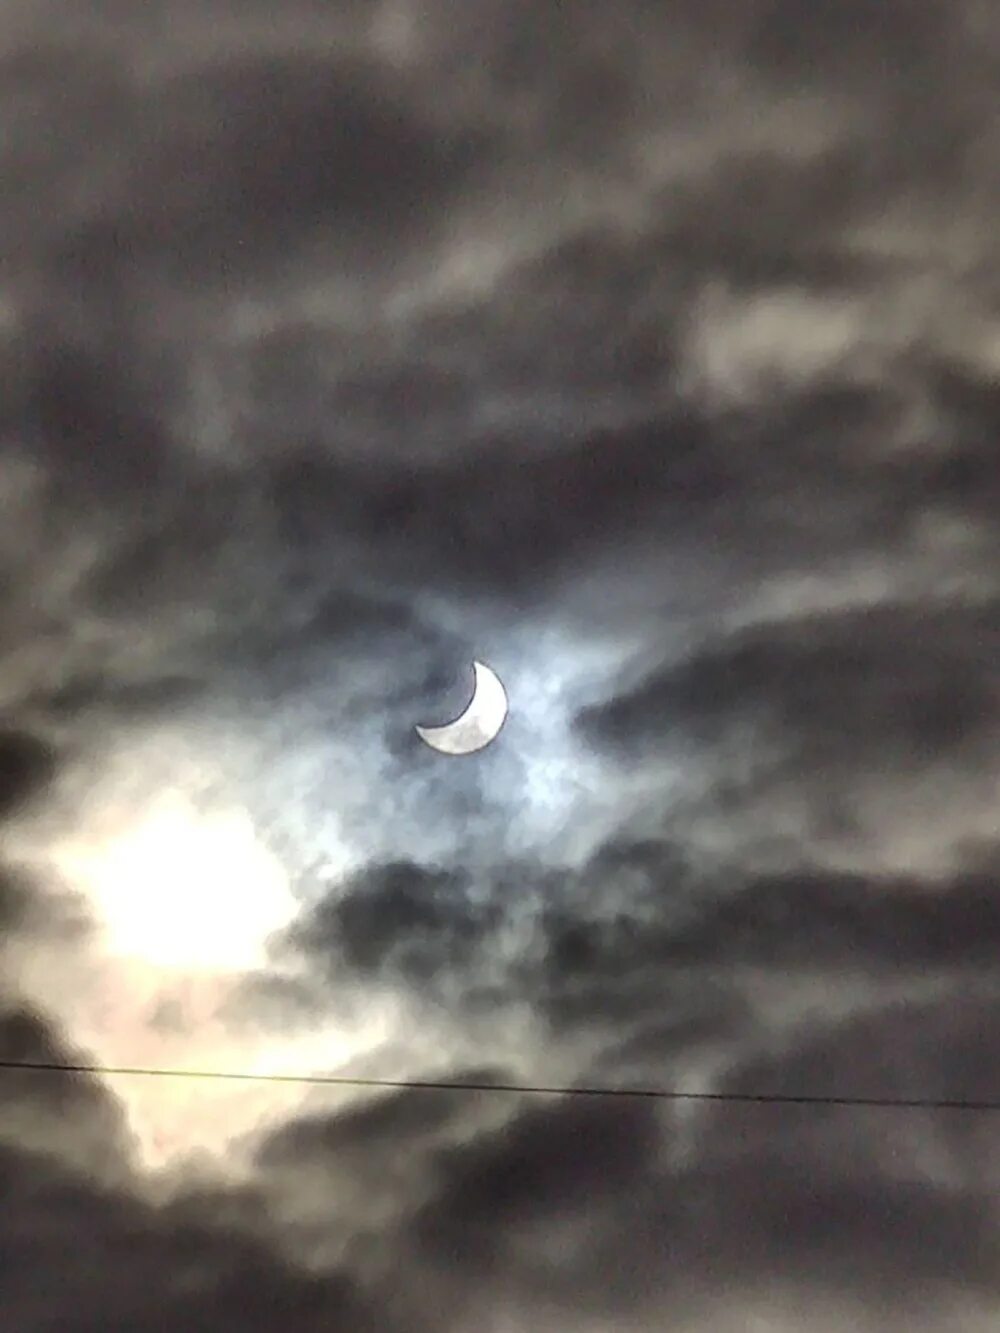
[1,0,999,1328]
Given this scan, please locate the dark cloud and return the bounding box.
[0,867,34,936]
[0,1004,136,1182]
[0,1139,398,1333]
[0,1002,403,1332]
[0,736,92,952]
[0,730,56,820]
[20,335,177,496]
[410,1095,660,1259]
[746,0,945,80]
[717,988,1000,1105]
[51,50,498,291]
[576,599,1000,772]
[256,1068,509,1172]
[907,362,1000,521]
[656,864,1000,972]
[361,1048,1000,1324]
[273,829,1000,1060]
[38,672,205,721]
[277,858,505,1004]
[266,408,739,608]
[0,864,91,947]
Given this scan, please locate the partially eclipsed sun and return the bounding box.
[415,660,509,755]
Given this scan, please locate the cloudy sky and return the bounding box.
[2,1,1000,1328]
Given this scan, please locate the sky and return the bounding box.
[1,0,999,1328]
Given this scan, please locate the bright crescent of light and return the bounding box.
[415,660,508,755]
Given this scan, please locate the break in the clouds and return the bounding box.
[2,1,1000,1329]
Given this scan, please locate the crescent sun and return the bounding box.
[415,660,509,755]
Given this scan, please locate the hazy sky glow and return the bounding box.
[1,2,1000,1330]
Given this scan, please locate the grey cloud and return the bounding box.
[0,729,56,819]
[912,363,1000,522]
[261,826,1000,1112]
[0,867,36,936]
[0,1002,402,1332]
[2,0,1000,1328]
[409,1095,660,1260]
[208,971,331,1041]
[32,987,995,1333]
[273,857,507,1011]
[0,1142,399,1333]
[34,49,499,291]
[747,0,971,113]
[184,984,1000,1329]
[37,672,205,721]
[576,599,1000,774]
[530,858,1000,1052]
[652,864,1000,973]
[717,989,1000,1105]
[258,840,694,1009]
[256,1068,509,1172]
[266,409,735,607]
[0,731,71,953]
[18,335,177,497]
[0,1004,137,1185]
[0,864,92,947]
[381,1063,1000,1324]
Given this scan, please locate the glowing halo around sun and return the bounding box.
[49,791,297,972]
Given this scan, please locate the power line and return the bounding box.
[1,1058,998,1111]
